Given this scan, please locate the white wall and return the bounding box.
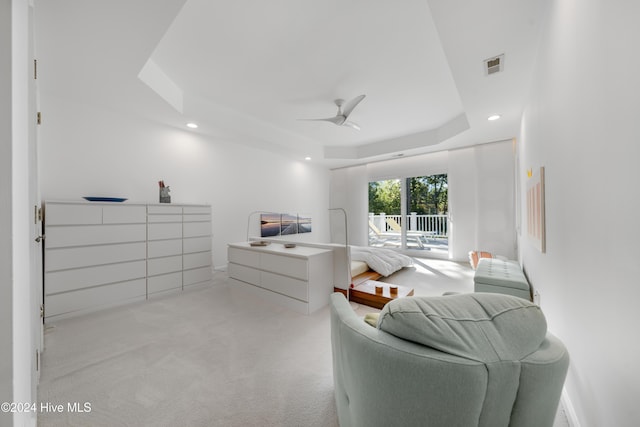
[473,141,517,258]
[449,142,517,261]
[330,165,368,247]
[330,141,516,261]
[519,1,640,425]
[38,96,331,270]
[448,147,478,260]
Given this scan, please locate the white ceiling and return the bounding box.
[35,0,549,168]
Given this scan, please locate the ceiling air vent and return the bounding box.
[484,54,504,75]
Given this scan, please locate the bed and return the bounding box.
[349,246,413,286]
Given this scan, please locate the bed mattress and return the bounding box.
[350,260,369,277]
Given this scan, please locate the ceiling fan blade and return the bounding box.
[343,120,361,131]
[298,116,344,125]
[342,94,366,119]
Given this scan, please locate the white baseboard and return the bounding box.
[561,388,580,427]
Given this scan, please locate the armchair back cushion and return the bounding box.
[377,293,547,362]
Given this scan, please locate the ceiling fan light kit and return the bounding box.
[300,94,366,130]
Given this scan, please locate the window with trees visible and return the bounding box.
[368,174,448,250]
[406,174,448,215]
[369,174,448,216]
[368,179,401,216]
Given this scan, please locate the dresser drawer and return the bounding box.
[148,214,182,223]
[261,271,308,302]
[183,221,211,238]
[148,222,182,240]
[46,279,146,319]
[184,251,211,270]
[103,205,146,224]
[228,263,260,286]
[260,253,307,280]
[147,205,182,214]
[148,239,183,258]
[228,247,260,267]
[148,272,182,295]
[148,255,182,276]
[183,206,211,215]
[45,224,146,248]
[183,214,211,223]
[183,236,211,254]
[46,204,102,225]
[46,260,147,294]
[45,242,146,272]
[183,266,212,286]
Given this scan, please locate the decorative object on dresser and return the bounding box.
[82,196,127,202]
[158,180,171,203]
[43,201,212,321]
[227,242,334,314]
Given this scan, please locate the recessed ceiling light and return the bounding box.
[488,115,501,121]
[186,122,198,129]
[304,156,311,161]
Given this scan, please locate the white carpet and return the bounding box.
[38,271,338,427]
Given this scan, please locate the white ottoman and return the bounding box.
[474,258,531,301]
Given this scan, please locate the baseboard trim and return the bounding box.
[562,388,580,427]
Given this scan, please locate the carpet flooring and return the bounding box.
[38,271,337,427]
[37,258,568,427]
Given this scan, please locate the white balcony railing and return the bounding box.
[368,213,448,251]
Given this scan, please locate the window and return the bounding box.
[368,174,448,254]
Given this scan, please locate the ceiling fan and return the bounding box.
[300,94,366,130]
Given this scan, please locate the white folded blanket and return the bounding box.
[350,246,413,277]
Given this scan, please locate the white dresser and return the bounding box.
[147,204,184,297]
[44,201,212,321]
[182,206,214,288]
[227,242,334,314]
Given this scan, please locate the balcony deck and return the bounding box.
[368,213,448,255]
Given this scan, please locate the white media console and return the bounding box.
[227,241,337,314]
